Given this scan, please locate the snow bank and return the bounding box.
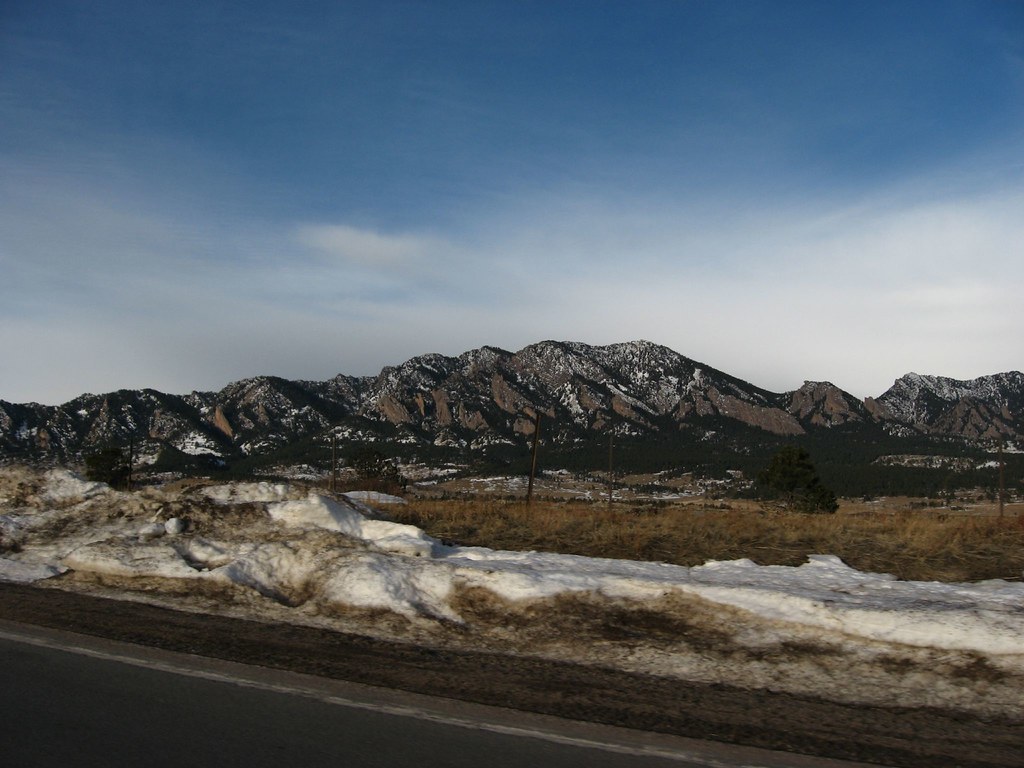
[0,559,67,583]
[269,494,437,557]
[320,553,459,621]
[254,494,1024,656]
[63,541,201,580]
[6,469,1024,718]
[179,538,234,569]
[444,546,681,602]
[4,475,1024,670]
[0,513,28,541]
[685,556,1024,655]
[40,469,108,503]
[202,482,291,504]
[432,547,1024,655]
[343,490,407,505]
[209,542,318,602]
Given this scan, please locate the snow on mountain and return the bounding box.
[877,371,1024,440]
[1,466,1022,717]
[1,340,1020,465]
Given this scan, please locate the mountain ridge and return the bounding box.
[1,340,1021,476]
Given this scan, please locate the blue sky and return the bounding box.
[2,1,1023,405]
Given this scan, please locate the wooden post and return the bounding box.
[607,427,614,508]
[998,440,1005,518]
[527,412,541,507]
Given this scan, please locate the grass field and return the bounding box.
[388,496,1024,583]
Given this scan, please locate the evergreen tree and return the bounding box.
[755,446,838,514]
[348,447,405,492]
[84,445,131,489]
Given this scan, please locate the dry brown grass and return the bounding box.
[390,498,1024,583]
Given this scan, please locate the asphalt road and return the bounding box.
[0,623,873,768]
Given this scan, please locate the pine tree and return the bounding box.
[84,446,131,489]
[755,446,838,514]
[348,447,405,493]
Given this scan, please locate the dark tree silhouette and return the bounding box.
[755,446,838,514]
[83,446,131,489]
[348,447,405,493]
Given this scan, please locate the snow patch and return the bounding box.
[0,559,67,583]
[343,490,407,505]
[4,468,1024,718]
[203,482,292,504]
[320,553,459,621]
[269,494,436,557]
[172,432,223,457]
[40,469,108,503]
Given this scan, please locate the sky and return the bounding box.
[2,0,1023,405]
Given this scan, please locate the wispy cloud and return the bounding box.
[4,156,1021,406]
[294,224,438,268]
[2,2,1023,404]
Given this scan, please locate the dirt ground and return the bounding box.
[2,581,1022,768]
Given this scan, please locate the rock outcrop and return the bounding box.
[2,341,1020,463]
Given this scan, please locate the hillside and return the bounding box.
[1,340,1021,496]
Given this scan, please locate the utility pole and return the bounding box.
[527,411,541,507]
[331,431,338,494]
[607,426,614,509]
[998,440,1005,518]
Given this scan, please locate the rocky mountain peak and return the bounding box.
[877,370,1024,440]
[788,382,866,428]
[2,341,1020,467]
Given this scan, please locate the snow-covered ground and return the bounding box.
[1,466,1022,717]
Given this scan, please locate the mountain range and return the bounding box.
[1,340,1021,484]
